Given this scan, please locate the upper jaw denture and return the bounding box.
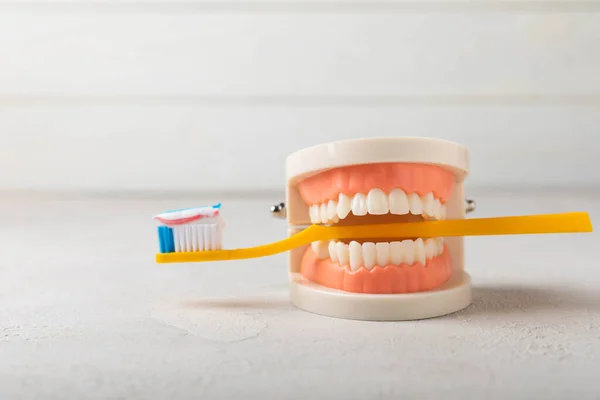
[285,137,471,321]
[299,164,454,283]
[306,187,447,225]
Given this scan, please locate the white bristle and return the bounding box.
[171,222,223,253]
[182,228,188,252]
[176,228,183,252]
[203,225,210,250]
[180,227,187,252]
[211,224,217,250]
[200,227,205,250]
[187,226,193,252]
[199,225,205,251]
[174,229,181,252]
[182,225,192,251]
[198,225,204,250]
[191,225,198,251]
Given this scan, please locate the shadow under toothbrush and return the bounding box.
[181,295,292,311]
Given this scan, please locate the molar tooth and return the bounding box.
[422,192,435,217]
[328,241,338,263]
[367,189,388,215]
[400,239,415,265]
[349,241,363,271]
[390,241,403,265]
[320,203,328,223]
[389,188,409,215]
[327,200,337,221]
[440,204,446,220]
[407,193,423,215]
[375,242,390,266]
[311,240,329,259]
[414,238,426,266]
[336,242,349,266]
[425,238,437,260]
[351,193,368,216]
[309,204,320,224]
[362,242,376,270]
[337,193,351,219]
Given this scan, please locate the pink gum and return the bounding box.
[300,244,453,294]
[297,162,455,205]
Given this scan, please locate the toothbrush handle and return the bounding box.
[328,212,593,241]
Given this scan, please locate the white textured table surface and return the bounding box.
[1,190,599,399]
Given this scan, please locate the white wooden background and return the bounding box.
[1,1,599,192]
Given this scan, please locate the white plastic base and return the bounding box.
[289,271,472,321]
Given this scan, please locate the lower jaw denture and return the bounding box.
[300,243,452,294]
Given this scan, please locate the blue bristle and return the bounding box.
[166,227,175,252]
[158,227,166,253]
[157,226,175,253]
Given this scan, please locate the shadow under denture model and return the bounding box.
[455,284,600,317]
[177,284,600,316]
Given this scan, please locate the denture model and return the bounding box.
[153,137,593,321]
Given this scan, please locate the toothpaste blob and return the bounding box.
[154,203,224,253]
[154,203,222,226]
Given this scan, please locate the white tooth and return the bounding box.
[337,193,351,219]
[328,241,338,263]
[351,193,368,216]
[389,188,409,215]
[311,241,319,254]
[414,238,426,265]
[367,189,388,215]
[422,192,435,217]
[362,242,376,270]
[349,241,363,271]
[433,199,442,220]
[436,237,445,254]
[320,203,328,223]
[440,204,446,220]
[408,193,423,215]
[375,242,390,267]
[390,241,403,265]
[336,242,349,266]
[327,200,337,221]
[309,205,320,223]
[311,240,329,259]
[425,238,437,260]
[401,239,415,265]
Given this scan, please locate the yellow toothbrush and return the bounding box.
[155,212,592,264]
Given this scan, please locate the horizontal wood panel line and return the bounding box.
[1,187,599,200]
[2,1,600,13]
[2,94,600,107]
[1,105,598,190]
[3,13,598,95]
